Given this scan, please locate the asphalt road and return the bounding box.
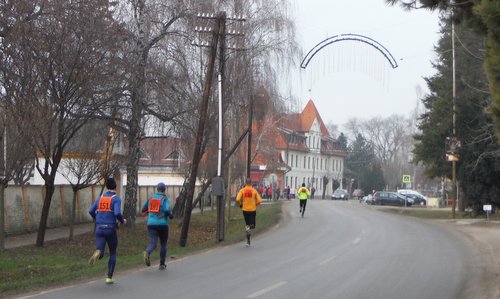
[23,200,475,299]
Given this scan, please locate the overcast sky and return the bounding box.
[286,0,442,130]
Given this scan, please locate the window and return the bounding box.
[285,176,288,187]
[294,177,297,187]
[303,156,306,168]
[308,157,310,169]
[290,154,293,167]
[295,155,298,167]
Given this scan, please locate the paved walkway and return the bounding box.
[4,222,96,249]
[2,204,234,249]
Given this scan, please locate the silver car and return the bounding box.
[331,189,349,200]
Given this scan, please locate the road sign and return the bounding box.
[402,175,411,184]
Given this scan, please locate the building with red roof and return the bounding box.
[250,98,347,198]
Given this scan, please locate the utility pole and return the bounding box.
[180,13,220,247]
[215,12,226,243]
[0,125,5,250]
[451,21,457,219]
[192,11,245,243]
[246,95,253,178]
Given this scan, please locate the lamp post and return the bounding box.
[451,21,457,219]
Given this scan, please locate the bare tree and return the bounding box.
[0,110,35,250]
[345,115,413,188]
[111,0,190,226]
[59,124,124,240]
[1,0,124,246]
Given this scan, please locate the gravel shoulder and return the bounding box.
[444,220,500,299]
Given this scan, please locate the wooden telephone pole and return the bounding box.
[181,11,245,246]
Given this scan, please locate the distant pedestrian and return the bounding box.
[311,186,316,199]
[88,177,127,284]
[297,183,310,218]
[236,177,263,246]
[141,182,173,270]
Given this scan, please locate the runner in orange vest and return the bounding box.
[88,178,126,284]
[236,177,263,246]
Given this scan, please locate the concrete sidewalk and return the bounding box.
[2,205,215,249]
[4,222,96,249]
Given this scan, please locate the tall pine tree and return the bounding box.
[414,18,500,213]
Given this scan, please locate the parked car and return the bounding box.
[372,191,412,206]
[397,189,427,206]
[331,189,349,200]
[352,189,364,199]
[400,193,426,206]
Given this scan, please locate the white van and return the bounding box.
[397,189,427,206]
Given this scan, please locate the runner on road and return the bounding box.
[236,177,262,246]
[297,183,310,218]
[141,182,173,270]
[88,178,126,284]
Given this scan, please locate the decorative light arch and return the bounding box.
[300,33,398,69]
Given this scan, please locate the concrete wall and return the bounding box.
[3,184,190,236]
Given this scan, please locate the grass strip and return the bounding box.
[379,206,500,220]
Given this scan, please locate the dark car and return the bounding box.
[372,191,412,206]
[331,189,349,200]
[400,193,426,206]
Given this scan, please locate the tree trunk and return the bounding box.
[36,184,56,247]
[123,115,141,227]
[0,184,5,250]
[69,189,77,241]
[123,0,147,227]
[322,176,329,199]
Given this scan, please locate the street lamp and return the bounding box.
[451,21,458,219]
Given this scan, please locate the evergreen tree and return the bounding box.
[337,132,348,150]
[387,0,500,144]
[414,18,500,213]
[361,162,386,194]
[345,134,376,192]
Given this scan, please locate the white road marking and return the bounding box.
[247,281,288,298]
[319,255,336,266]
[352,237,362,244]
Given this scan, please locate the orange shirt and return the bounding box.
[236,185,262,212]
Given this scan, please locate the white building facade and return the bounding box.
[278,100,346,197]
